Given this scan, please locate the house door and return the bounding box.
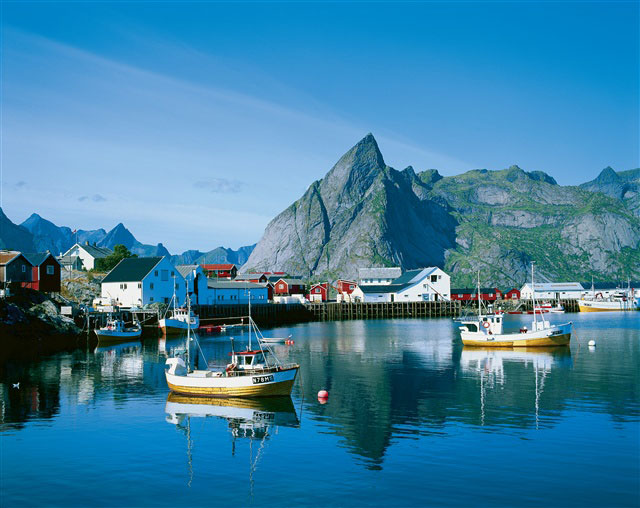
[390,294,395,303]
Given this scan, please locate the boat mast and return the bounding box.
[186,286,191,373]
[247,287,252,351]
[477,270,481,318]
[531,262,537,326]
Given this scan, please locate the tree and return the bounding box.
[95,244,137,272]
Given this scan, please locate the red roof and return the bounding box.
[202,264,235,270]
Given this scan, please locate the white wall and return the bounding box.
[100,258,186,307]
[520,283,583,300]
[397,268,451,302]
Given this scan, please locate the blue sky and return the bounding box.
[1,1,638,253]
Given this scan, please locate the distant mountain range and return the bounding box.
[0,209,255,267]
[244,134,640,286]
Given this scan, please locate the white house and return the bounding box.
[101,257,186,307]
[206,281,269,305]
[394,267,451,302]
[351,267,451,303]
[176,265,208,305]
[520,282,584,301]
[358,267,402,286]
[61,242,112,270]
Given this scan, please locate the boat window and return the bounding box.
[245,356,253,365]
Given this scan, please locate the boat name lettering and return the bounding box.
[252,375,274,384]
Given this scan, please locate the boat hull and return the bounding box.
[94,329,141,341]
[578,299,634,312]
[461,333,571,347]
[159,317,200,335]
[165,366,299,398]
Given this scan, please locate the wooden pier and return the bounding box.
[306,301,462,321]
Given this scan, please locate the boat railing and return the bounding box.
[223,363,299,377]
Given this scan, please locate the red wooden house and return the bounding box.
[450,287,501,302]
[274,278,305,296]
[201,264,237,279]
[24,253,61,292]
[336,279,357,295]
[502,288,521,299]
[307,282,329,302]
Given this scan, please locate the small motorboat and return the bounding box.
[95,315,142,341]
[259,335,292,344]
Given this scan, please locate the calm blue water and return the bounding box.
[1,312,639,507]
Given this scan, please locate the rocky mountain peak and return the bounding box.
[322,133,386,198]
[595,166,619,183]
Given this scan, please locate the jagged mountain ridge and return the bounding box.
[1,209,254,268]
[244,134,640,286]
[244,134,457,280]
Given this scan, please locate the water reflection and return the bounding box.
[458,347,573,429]
[165,394,299,492]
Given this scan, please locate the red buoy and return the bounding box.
[317,390,329,400]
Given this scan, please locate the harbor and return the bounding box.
[1,312,638,506]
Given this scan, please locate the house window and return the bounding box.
[150,283,154,290]
[349,285,354,290]
[171,271,174,277]
[489,293,494,297]
[458,294,463,298]
[124,284,127,290]
[22,265,26,273]
[120,284,123,289]
[155,270,158,277]
[175,283,179,290]
[46,265,54,275]
[138,283,141,288]
[279,284,284,289]
[150,297,154,302]
[430,275,437,283]
[161,270,168,281]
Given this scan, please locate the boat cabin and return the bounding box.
[229,350,270,371]
[173,307,198,325]
[459,314,504,335]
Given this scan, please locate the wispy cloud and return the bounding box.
[78,194,107,202]
[195,179,245,194]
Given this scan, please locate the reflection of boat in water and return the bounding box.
[165,393,299,491]
[458,267,571,347]
[460,346,571,428]
[165,394,300,430]
[94,339,142,354]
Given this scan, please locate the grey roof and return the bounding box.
[78,243,112,258]
[102,257,163,283]
[358,267,402,279]
[24,252,58,266]
[236,272,267,280]
[176,264,198,278]
[208,280,268,289]
[58,255,81,266]
[579,281,640,290]
[359,284,408,294]
[523,283,584,291]
[392,267,439,285]
[276,278,304,285]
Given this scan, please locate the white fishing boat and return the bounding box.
[159,281,200,335]
[578,280,637,312]
[458,266,572,347]
[165,295,299,398]
[95,315,142,341]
